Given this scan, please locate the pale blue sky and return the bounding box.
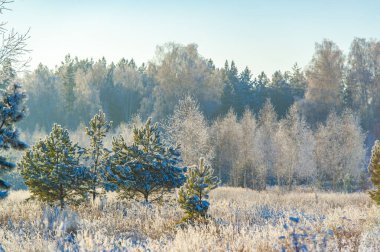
[4,0,380,76]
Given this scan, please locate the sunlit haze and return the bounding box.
[5,0,380,75]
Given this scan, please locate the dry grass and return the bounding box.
[0,187,379,251]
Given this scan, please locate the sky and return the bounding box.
[3,0,380,76]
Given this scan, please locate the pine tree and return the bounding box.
[109,118,186,202]
[369,140,380,204]
[19,124,89,208]
[85,110,112,201]
[59,55,76,112]
[178,158,219,222]
[0,62,28,199]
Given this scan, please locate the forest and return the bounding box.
[12,38,380,191]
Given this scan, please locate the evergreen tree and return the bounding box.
[220,61,254,117]
[58,55,77,112]
[267,70,295,119]
[85,110,112,201]
[19,124,89,208]
[0,64,28,199]
[109,118,186,202]
[369,140,380,204]
[251,72,270,114]
[289,63,307,98]
[178,158,219,222]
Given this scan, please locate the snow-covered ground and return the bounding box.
[0,187,379,251]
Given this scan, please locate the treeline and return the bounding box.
[18,43,302,130]
[17,38,380,191]
[21,39,380,141]
[22,96,366,192]
[166,97,366,191]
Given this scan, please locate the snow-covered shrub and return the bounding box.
[278,216,333,251]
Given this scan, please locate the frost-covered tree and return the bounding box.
[211,110,240,185]
[104,114,143,148]
[301,40,345,124]
[315,111,365,191]
[275,105,316,190]
[148,43,223,119]
[21,64,63,131]
[108,118,186,202]
[85,110,112,201]
[252,129,270,190]
[0,64,28,199]
[74,63,102,126]
[345,38,380,134]
[164,96,212,166]
[19,124,89,208]
[0,1,30,69]
[369,140,380,204]
[178,158,219,222]
[235,109,257,188]
[0,1,29,199]
[112,59,145,122]
[255,100,278,187]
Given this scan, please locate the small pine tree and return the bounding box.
[85,110,112,201]
[178,158,219,222]
[0,62,28,199]
[369,140,380,204]
[109,118,186,203]
[19,124,89,208]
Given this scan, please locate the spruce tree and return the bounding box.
[85,110,112,201]
[109,118,186,202]
[369,140,380,204]
[178,158,219,222]
[19,124,89,208]
[0,62,28,199]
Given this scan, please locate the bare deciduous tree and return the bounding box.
[0,0,30,71]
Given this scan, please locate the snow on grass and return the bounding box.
[0,187,379,251]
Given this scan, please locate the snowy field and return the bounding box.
[1,187,379,252]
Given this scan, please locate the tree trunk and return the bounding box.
[59,184,64,208]
[92,187,96,202]
[243,169,247,188]
[287,175,293,191]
